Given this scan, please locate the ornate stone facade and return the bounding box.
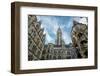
[28,15,45,60]
[71,21,88,58]
[28,15,88,61]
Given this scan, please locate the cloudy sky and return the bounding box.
[36,15,87,44]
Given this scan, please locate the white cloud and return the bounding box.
[62,30,72,44]
[44,28,55,44]
[37,16,72,44]
[73,17,88,25]
[79,17,88,25]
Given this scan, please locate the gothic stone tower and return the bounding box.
[56,27,62,45]
[42,26,78,60]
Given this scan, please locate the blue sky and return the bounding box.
[36,15,87,44]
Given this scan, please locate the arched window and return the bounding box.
[46,55,49,59]
[58,56,61,59]
[49,55,51,59]
[53,56,56,59]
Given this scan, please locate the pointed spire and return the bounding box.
[57,26,61,33]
